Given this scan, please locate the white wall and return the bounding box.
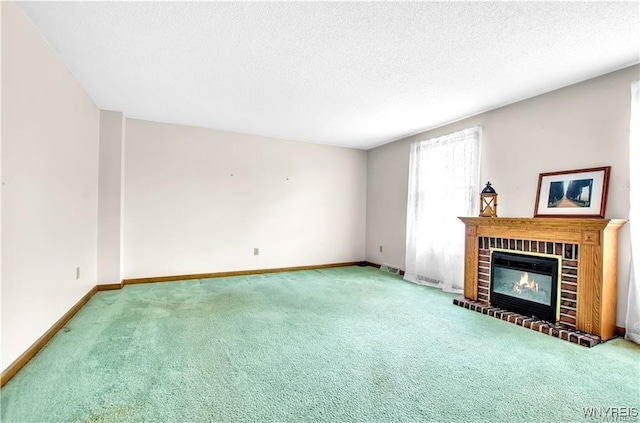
[366,65,639,326]
[123,119,367,279]
[97,111,125,284]
[1,2,100,370]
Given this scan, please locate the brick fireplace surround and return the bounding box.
[456,217,626,347]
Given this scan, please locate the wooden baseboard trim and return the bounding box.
[1,261,369,386]
[616,326,626,337]
[97,282,124,291]
[1,286,98,388]
[123,261,362,285]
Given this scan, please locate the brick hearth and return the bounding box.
[453,297,600,347]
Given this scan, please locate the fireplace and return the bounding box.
[490,250,560,323]
[456,217,627,347]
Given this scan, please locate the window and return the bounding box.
[404,126,482,292]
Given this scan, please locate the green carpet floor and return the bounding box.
[1,266,638,422]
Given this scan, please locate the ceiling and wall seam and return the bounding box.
[14,1,640,150]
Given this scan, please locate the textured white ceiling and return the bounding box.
[16,1,640,150]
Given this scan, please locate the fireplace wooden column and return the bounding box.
[458,217,626,340]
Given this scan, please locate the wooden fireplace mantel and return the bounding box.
[458,217,627,340]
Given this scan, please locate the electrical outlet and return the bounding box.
[76,267,80,280]
[254,248,259,256]
[379,245,383,253]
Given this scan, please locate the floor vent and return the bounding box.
[380,263,401,275]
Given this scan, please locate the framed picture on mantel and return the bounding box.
[534,166,611,218]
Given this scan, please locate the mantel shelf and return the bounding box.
[459,217,626,230]
[458,217,626,245]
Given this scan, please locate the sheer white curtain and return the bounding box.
[626,80,639,344]
[404,127,481,293]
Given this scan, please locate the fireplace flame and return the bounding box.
[513,272,539,294]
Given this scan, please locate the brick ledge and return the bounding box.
[453,297,601,347]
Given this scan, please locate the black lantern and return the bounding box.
[480,182,498,217]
